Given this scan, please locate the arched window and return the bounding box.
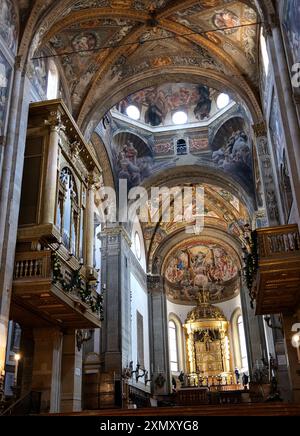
[260,29,269,76]
[47,60,59,100]
[176,139,187,156]
[169,320,179,372]
[237,315,248,371]
[56,168,80,256]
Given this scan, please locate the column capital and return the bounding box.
[100,225,131,247]
[15,55,27,73]
[45,110,65,133]
[252,121,267,138]
[86,170,102,190]
[147,274,163,293]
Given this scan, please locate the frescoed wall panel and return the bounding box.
[0,51,12,140]
[0,0,18,55]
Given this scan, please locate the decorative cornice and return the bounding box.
[100,225,132,247]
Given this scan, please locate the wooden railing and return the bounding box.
[14,251,52,280]
[256,224,300,260]
[254,224,300,314]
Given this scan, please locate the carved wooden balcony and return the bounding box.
[254,224,300,315]
[12,250,102,329]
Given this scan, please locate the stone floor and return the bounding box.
[49,403,300,416]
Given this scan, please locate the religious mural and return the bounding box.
[0,52,12,138]
[116,83,217,127]
[173,4,256,68]
[0,0,18,54]
[213,10,240,34]
[49,17,135,108]
[108,98,254,195]
[29,52,48,99]
[282,0,300,68]
[211,117,253,193]
[269,92,293,220]
[113,132,153,188]
[164,241,239,304]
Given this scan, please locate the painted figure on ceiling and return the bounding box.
[194,85,212,120]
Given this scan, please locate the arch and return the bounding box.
[231,308,249,372]
[168,313,185,373]
[90,132,115,189]
[46,58,59,99]
[142,164,255,216]
[79,68,263,138]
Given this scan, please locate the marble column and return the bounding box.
[281,311,300,403]
[240,283,268,377]
[100,225,131,376]
[60,329,83,413]
[148,275,170,395]
[268,25,300,224]
[41,111,64,225]
[0,60,31,379]
[31,328,63,413]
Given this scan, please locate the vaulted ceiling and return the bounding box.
[15,0,275,137]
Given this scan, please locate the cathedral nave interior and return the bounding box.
[0,0,300,417]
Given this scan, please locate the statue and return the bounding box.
[242,373,249,390]
[178,371,185,387]
[234,368,240,384]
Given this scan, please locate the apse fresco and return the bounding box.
[282,0,300,67]
[0,52,12,138]
[115,83,219,127]
[0,0,18,54]
[164,241,239,304]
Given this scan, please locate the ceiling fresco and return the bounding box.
[17,0,261,129]
[49,17,138,108]
[163,239,240,304]
[171,2,258,66]
[113,82,231,127]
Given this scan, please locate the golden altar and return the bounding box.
[184,290,232,382]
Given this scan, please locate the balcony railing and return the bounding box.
[251,225,300,315]
[257,225,300,259]
[14,251,52,281]
[12,250,102,328]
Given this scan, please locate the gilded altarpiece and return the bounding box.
[184,292,231,379]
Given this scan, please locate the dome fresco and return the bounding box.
[113,83,232,127]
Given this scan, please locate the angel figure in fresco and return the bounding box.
[213,10,239,30]
[194,85,212,120]
[144,88,167,126]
